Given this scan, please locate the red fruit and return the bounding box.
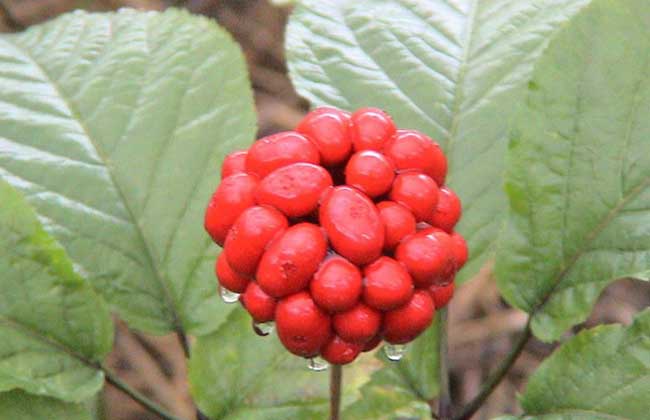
[321,336,362,365]
[345,150,395,197]
[332,302,381,344]
[428,187,461,232]
[319,186,384,265]
[257,223,328,297]
[362,334,382,352]
[296,107,352,166]
[224,206,288,276]
[363,256,413,311]
[450,232,468,269]
[241,282,276,323]
[204,173,258,246]
[377,201,416,251]
[350,108,396,151]
[246,131,320,178]
[221,150,248,178]
[389,172,439,221]
[311,256,363,313]
[395,230,454,287]
[429,281,454,309]
[276,292,331,357]
[215,253,249,293]
[256,163,333,218]
[383,129,447,185]
[383,290,435,344]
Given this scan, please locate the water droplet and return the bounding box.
[383,344,406,361]
[307,356,329,372]
[219,286,240,304]
[253,321,275,336]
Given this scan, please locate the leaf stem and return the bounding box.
[437,309,452,420]
[175,330,211,420]
[103,366,187,420]
[330,364,343,420]
[452,320,532,420]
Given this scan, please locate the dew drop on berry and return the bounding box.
[308,356,329,371]
[219,286,240,303]
[253,321,275,336]
[383,343,406,361]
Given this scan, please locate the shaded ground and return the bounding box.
[2,1,649,419]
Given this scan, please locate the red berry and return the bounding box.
[204,173,258,246]
[246,131,320,178]
[276,292,331,357]
[215,253,249,293]
[363,256,413,311]
[383,290,435,344]
[256,223,328,297]
[311,256,363,313]
[241,281,276,323]
[319,186,384,265]
[362,334,382,352]
[383,129,447,185]
[350,108,396,151]
[450,232,468,270]
[428,186,461,232]
[345,150,395,198]
[296,107,352,166]
[389,172,439,221]
[395,230,454,287]
[224,206,288,276]
[321,335,362,365]
[221,150,248,178]
[377,201,416,251]
[429,281,454,309]
[332,302,381,344]
[256,162,333,218]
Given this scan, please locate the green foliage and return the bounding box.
[0,8,256,335]
[0,180,112,402]
[286,0,590,285]
[496,0,650,341]
[0,390,91,420]
[343,320,440,419]
[188,308,329,419]
[515,310,650,419]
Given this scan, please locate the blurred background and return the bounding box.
[2,1,648,419]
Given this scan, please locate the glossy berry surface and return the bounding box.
[275,292,331,357]
[311,256,363,313]
[204,106,466,365]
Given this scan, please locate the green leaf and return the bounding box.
[0,390,91,420]
[343,319,440,419]
[517,309,650,420]
[285,0,591,283]
[495,0,650,341]
[0,180,112,402]
[188,308,329,419]
[0,9,256,336]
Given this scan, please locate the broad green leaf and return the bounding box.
[0,9,256,335]
[188,308,329,419]
[286,0,591,284]
[496,0,650,341]
[0,180,112,402]
[0,390,91,420]
[343,319,440,419]
[517,309,650,420]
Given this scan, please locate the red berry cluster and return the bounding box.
[204,107,467,366]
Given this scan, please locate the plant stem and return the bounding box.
[452,321,532,420]
[103,367,187,420]
[437,309,452,420]
[175,330,211,420]
[330,364,343,420]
